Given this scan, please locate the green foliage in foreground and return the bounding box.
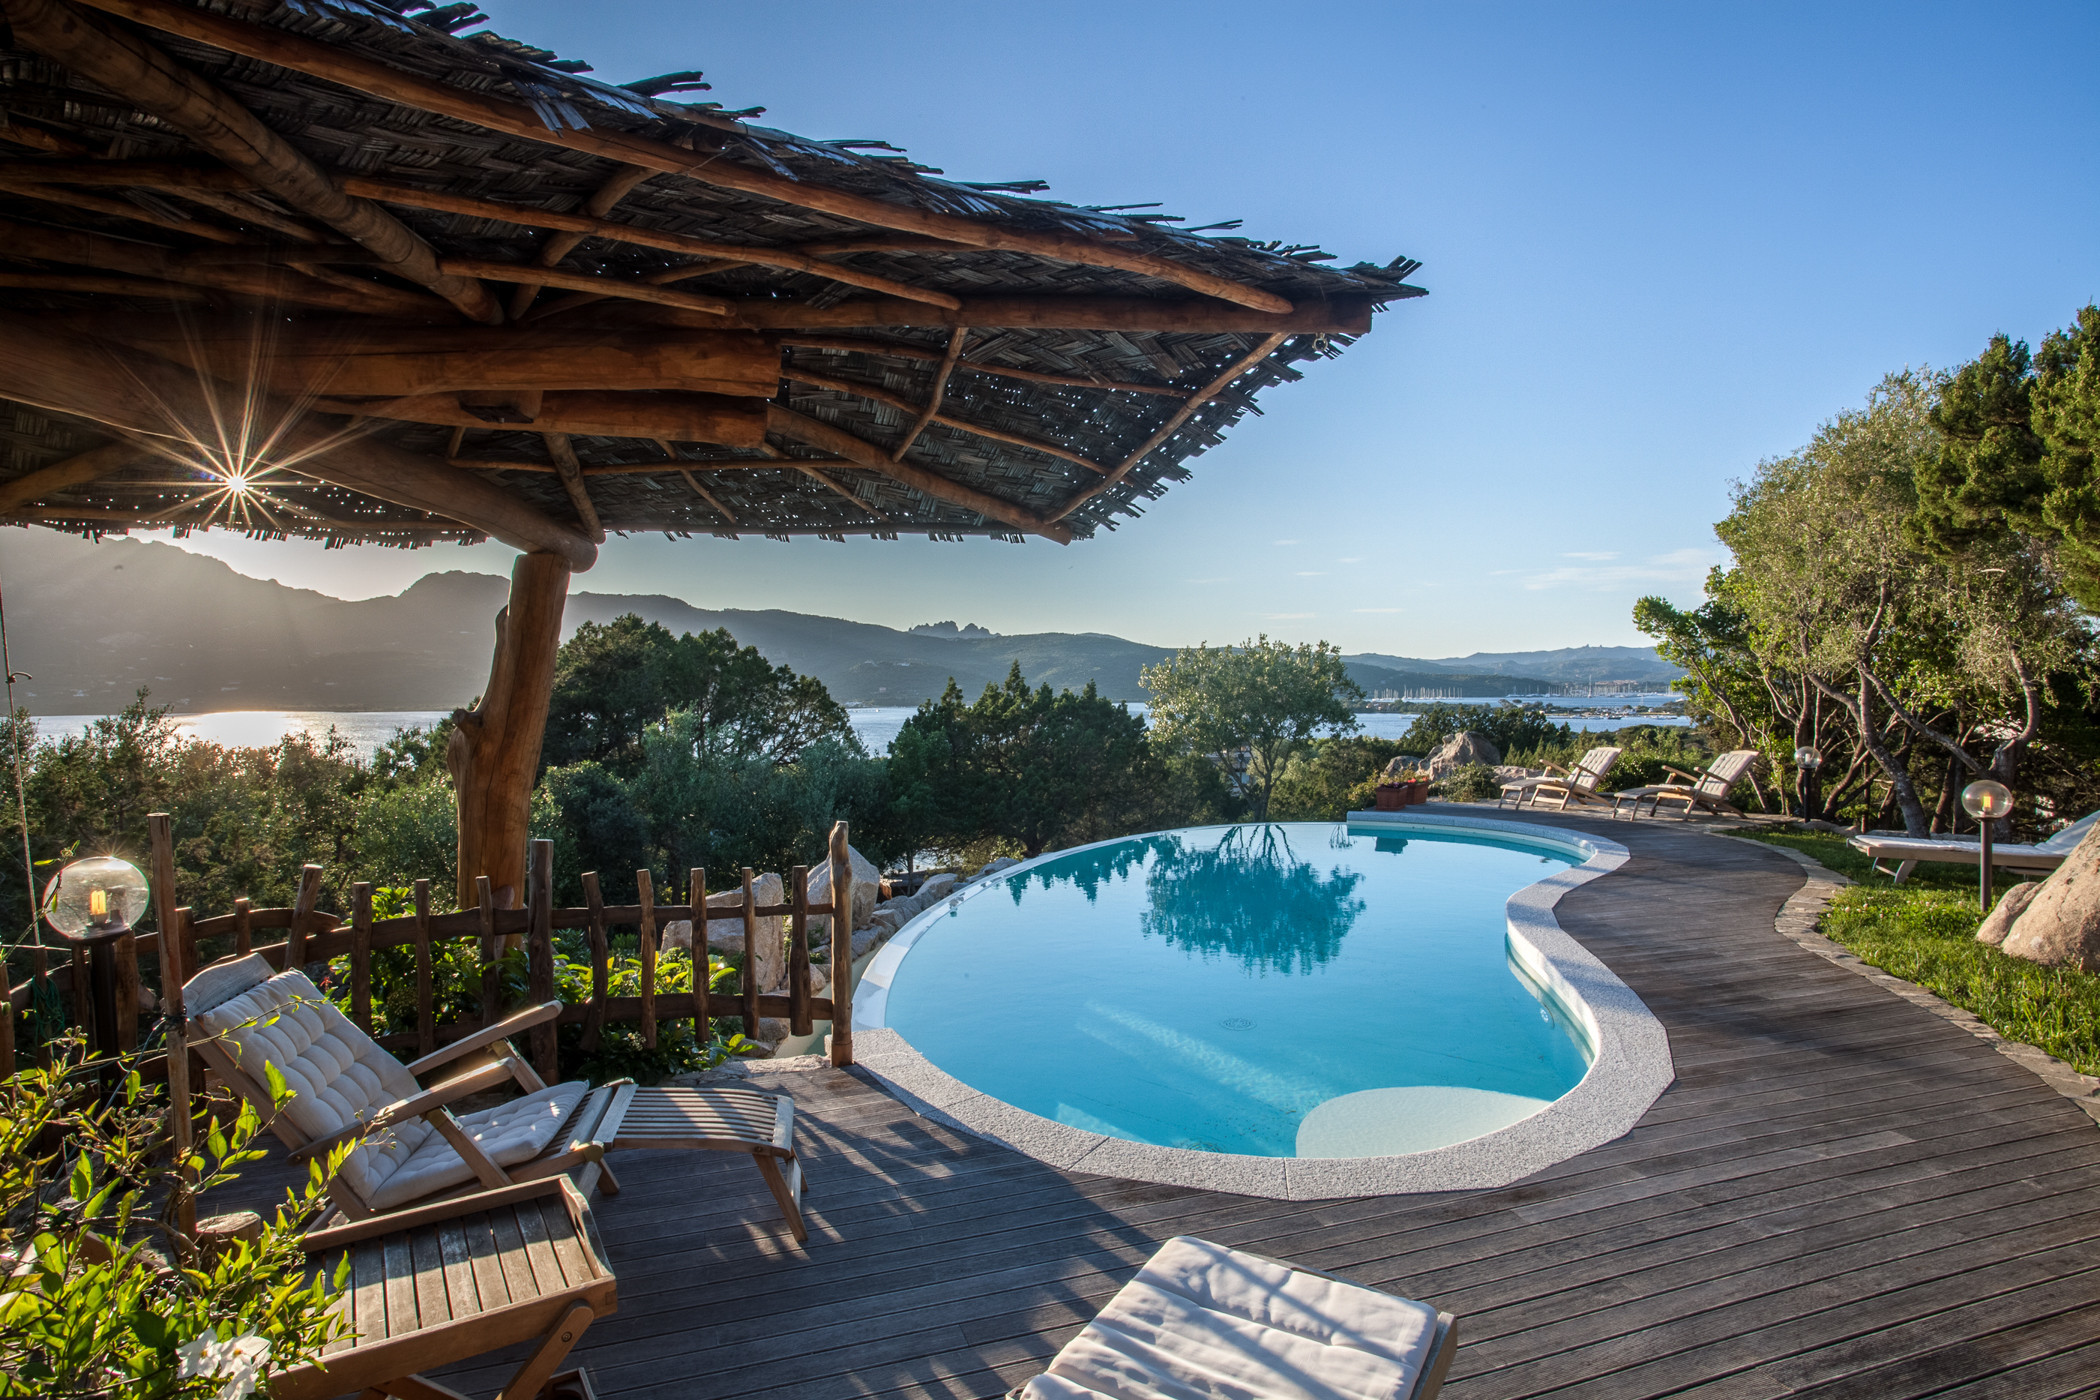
[1737,831,2100,1076]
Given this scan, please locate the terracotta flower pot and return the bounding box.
[1373,784,1406,811]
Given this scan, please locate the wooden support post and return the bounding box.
[111,924,139,1054]
[0,995,12,1082]
[543,433,605,543]
[527,840,556,1083]
[411,879,435,1059]
[449,552,572,913]
[689,867,708,1046]
[476,875,499,1029]
[892,328,966,461]
[739,867,759,1039]
[635,866,657,1050]
[828,822,854,1066]
[231,897,251,957]
[788,865,813,1037]
[147,811,194,1240]
[580,872,609,1053]
[287,864,323,972]
[349,882,373,1033]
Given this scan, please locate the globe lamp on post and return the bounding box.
[42,855,151,1069]
[1960,779,2014,913]
[1792,745,1824,820]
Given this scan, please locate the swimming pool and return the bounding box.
[855,813,1673,1197]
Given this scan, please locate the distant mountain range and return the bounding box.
[0,531,1679,712]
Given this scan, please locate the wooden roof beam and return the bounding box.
[319,390,767,446]
[68,0,1292,314]
[3,0,502,323]
[1051,332,1288,523]
[510,164,653,319]
[336,176,962,310]
[676,469,737,525]
[438,256,729,317]
[0,308,597,567]
[542,432,604,543]
[765,405,1070,545]
[892,328,964,462]
[784,367,1107,476]
[0,438,142,513]
[639,294,1375,335]
[782,336,1188,397]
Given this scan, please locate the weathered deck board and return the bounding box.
[213,815,2100,1398]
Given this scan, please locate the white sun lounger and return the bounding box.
[1848,809,2100,885]
[1011,1235,1457,1400]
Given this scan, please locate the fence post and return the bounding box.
[828,821,854,1067]
[287,865,323,971]
[739,867,759,1038]
[689,867,707,1047]
[788,865,812,1037]
[635,867,657,1050]
[527,839,556,1082]
[476,875,498,1028]
[411,880,435,1058]
[579,872,608,1053]
[148,811,194,1241]
[349,883,374,1033]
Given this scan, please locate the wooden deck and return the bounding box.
[220,814,2100,1398]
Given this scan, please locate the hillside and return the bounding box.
[0,530,1661,710]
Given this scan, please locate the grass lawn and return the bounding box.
[1737,830,2100,1077]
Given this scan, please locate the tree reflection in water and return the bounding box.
[1139,825,1366,974]
[1008,835,1172,904]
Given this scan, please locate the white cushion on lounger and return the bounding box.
[1023,1235,1440,1400]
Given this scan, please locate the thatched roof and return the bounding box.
[0,0,1422,559]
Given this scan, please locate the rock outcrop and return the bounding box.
[1427,730,1502,778]
[661,871,786,988]
[807,843,882,929]
[1994,824,2100,970]
[1975,882,2042,947]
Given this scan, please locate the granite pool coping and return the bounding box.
[852,814,1675,1200]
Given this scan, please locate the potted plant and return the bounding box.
[1373,768,1431,809]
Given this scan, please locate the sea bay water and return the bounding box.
[28,693,1685,762]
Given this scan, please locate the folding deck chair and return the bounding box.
[1010,1235,1457,1400]
[186,952,807,1241]
[1498,746,1623,811]
[271,1176,615,1400]
[1611,749,1760,820]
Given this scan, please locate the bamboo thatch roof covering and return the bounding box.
[0,0,1422,559]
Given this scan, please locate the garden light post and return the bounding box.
[1961,779,2014,913]
[41,855,151,1074]
[1792,745,1824,820]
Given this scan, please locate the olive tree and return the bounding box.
[1141,636,1363,821]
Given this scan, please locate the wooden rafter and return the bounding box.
[0,438,142,513]
[439,256,729,317]
[542,432,604,543]
[0,216,443,317]
[316,390,766,445]
[335,176,964,310]
[4,0,501,323]
[0,307,597,566]
[784,367,1106,476]
[781,335,1188,397]
[0,172,246,242]
[510,163,652,319]
[2,503,474,535]
[1050,332,1289,523]
[0,270,207,300]
[629,294,1375,335]
[676,469,736,525]
[765,405,1070,544]
[65,0,1293,314]
[892,328,965,462]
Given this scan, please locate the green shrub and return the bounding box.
[1435,763,1502,802]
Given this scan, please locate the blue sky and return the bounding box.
[144,1,2100,656]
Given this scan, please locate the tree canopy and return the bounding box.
[1141,636,1362,821]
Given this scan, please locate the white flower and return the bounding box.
[176,1332,272,1400]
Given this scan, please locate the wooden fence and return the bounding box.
[0,822,857,1082]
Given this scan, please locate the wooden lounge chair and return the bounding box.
[1498,746,1623,811]
[1611,749,1760,820]
[186,952,807,1241]
[1009,1235,1457,1400]
[1848,809,2100,885]
[271,1176,614,1400]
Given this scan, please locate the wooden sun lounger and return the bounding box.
[1611,749,1760,820]
[272,1176,615,1400]
[187,952,807,1241]
[1498,746,1622,811]
[1009,1235,1457,1400]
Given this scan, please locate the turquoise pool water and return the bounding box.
[882,822,1593,1158]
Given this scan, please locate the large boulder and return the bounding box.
[662,871,786,989]
[1427,730,1502,778]
[1996,824,2100,970]
[807,843,882,929]
[918,872,959,902]
[1976,882,2042,947]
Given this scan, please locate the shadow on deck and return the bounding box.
[213,814,2100,1399]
